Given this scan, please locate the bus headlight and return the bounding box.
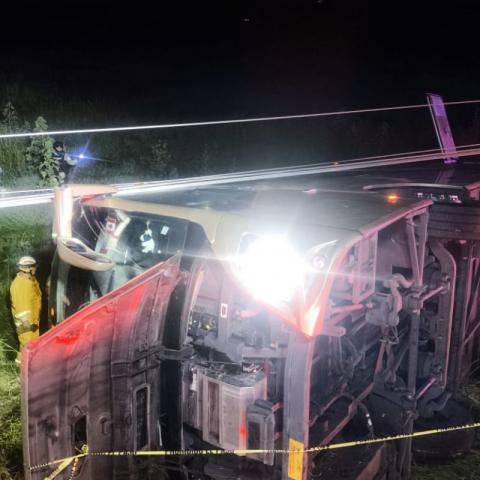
[236,235,304,304]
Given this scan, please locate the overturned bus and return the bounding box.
[22,167,480,479]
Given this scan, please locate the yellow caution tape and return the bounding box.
[67,456,81,480]
[32,421,480,480]
[42,455,83,480]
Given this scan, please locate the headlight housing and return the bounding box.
[235,234,305,305]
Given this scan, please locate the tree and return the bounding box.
[199,142,218,175]
[151,139,178,178]
[2,102,19,131]
[0,102,27,183]
[25,117,57,186]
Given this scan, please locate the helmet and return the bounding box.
[17,256,37,272]
[53,141,64,149]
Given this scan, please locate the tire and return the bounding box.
[413,399,475,460]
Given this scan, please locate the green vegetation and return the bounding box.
[0,207,51,479]
[0,104,58,187]
[0,207,52,348]
[0,344,22,480]
[412,451,480,480]
[412,381,480,479]
[151,139,178,178]
[25,117,56,187]
[0,100,219,187]
[0,102,29,185]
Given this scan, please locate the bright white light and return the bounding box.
[79,153,85,159]
[236,236,304,304]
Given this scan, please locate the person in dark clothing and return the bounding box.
[53,141,77,184]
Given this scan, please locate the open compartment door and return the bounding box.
[22,255,181,479]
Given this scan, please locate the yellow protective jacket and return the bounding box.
[10,273,41,350]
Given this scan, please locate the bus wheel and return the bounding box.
[413,399,474,460]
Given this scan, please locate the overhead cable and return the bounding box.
[1,99,480,139]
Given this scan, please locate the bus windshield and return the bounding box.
[53,205,190,322]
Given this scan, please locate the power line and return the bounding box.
[1,99,480,140]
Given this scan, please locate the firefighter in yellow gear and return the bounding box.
[10,256,41,362]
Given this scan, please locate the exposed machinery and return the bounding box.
[21,162,480,479]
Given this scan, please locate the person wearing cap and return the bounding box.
[10,256,42,362]
[52,140,77,184]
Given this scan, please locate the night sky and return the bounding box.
[1,0,480,122]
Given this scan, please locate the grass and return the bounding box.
[0,206,52,350]
[0,343,21,480]
[0,206,52,479]
[412,381,480,479]
[0,139,27,184]
[412,451,480,480]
